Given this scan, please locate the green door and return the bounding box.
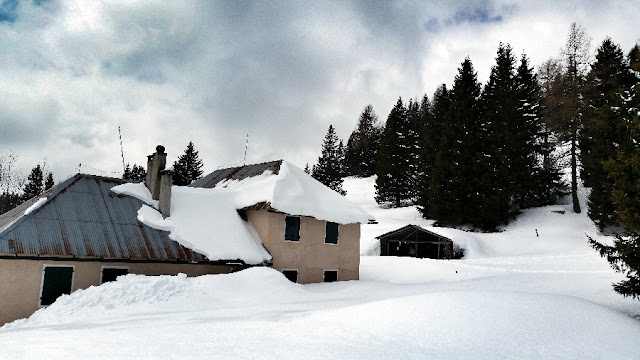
[41,266,73,306]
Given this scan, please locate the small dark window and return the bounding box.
[40,266,73,306]
[282,269,298,283]
[325,222,339,244]
[323,270,338,283]
[285,216,300,242]
[101,268,128,284]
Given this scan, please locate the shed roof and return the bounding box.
[0,174,211,262]
[376,224,453,243]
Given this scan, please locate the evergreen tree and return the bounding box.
[44,172,54,190]
[474,43,520,229]
[22,164,44,201]
[337,140,346,177]
[629,43,640,73]
[172,142,204,186]
[304,163,311,174]
[123,163,146,182]
[589,115,640,299]
[581,38,635,229]
[430,58,482,225]
[416,86,449,218]
[375,98,414,207]
[406,98,422,186]
[515,54,563,207]
[312,125,346,195]
[344,105,382,177]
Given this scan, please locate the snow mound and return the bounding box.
[3,267,305,329]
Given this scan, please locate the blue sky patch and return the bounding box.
[0,0,18,23]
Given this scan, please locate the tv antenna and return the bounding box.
[118,126,126,172]
[244,133,249,165]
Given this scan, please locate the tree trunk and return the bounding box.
[571,129,581,213]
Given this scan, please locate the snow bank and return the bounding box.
[23,197,46,215]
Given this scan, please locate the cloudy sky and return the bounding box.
[1,0,638,183]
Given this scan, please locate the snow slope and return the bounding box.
[1,176,639,359]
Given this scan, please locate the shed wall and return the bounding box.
[0,259,232,326]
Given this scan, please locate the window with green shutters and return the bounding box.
[284,216,300,242]
[325,221,339,244]
[40,266,74,306]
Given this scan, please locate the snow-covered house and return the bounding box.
[0,146,373,325]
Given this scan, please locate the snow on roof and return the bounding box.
[111,161,372,264]
[112,182,272,265]
[211,161,375,224]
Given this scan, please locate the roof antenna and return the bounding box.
[118,126,126,172]
[244,133,249,165]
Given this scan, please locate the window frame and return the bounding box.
[323,269,338,283]
[39,264,75,307]
[284,215,301,242]
[282,269,299,283]
[100,266,130,284]
[324,221,339,245]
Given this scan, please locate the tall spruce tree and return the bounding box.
[344,105,382,177]
[474,43,520,229]
[22,164,44,201]
[581,38,635,229]
[123,163,147,182]
[430,58,482,225]
[515,54,563,207]
[312,125,346,195]
[44,172,54,191]
[172,142,204,186]
[416,86,449,218]
[375,98,415,207]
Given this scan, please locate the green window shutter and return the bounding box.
[325,222,339,244]
[285,216,300,241]
[41,266,73,306]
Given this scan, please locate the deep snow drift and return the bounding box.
[1,176,639,359]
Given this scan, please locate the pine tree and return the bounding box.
[304,163,311,174]
[344,105,382,177]
[629,43,640,72]
[22,164,44,201]
[375,98,414,207]
[581,38,635,229]
[44,172,54,190]
[416,87,449,218]
[430,58,482,225]
[515,54,563,207]
[124,163,146,182]
[172,142,204,186]
[312,125,346,195]
[474,43,519,229]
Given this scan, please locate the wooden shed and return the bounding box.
[377,225,454,259]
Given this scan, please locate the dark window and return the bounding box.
[282,270,298,283]
[325,222,339,244]
[40,266,73,306]
[323,270,338,283]
[285,216,300,242]
[101,268,128,284]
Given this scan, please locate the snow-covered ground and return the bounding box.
[1,177,639,359]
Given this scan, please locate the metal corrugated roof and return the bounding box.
[190,160,282,189]
[0,174,210,262]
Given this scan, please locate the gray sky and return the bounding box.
[1,0,638,183]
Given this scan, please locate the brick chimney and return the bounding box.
[145,145,172,217]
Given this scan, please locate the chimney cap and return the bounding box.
[156,145,166,154]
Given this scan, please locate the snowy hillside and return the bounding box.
[0,177,639,359]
